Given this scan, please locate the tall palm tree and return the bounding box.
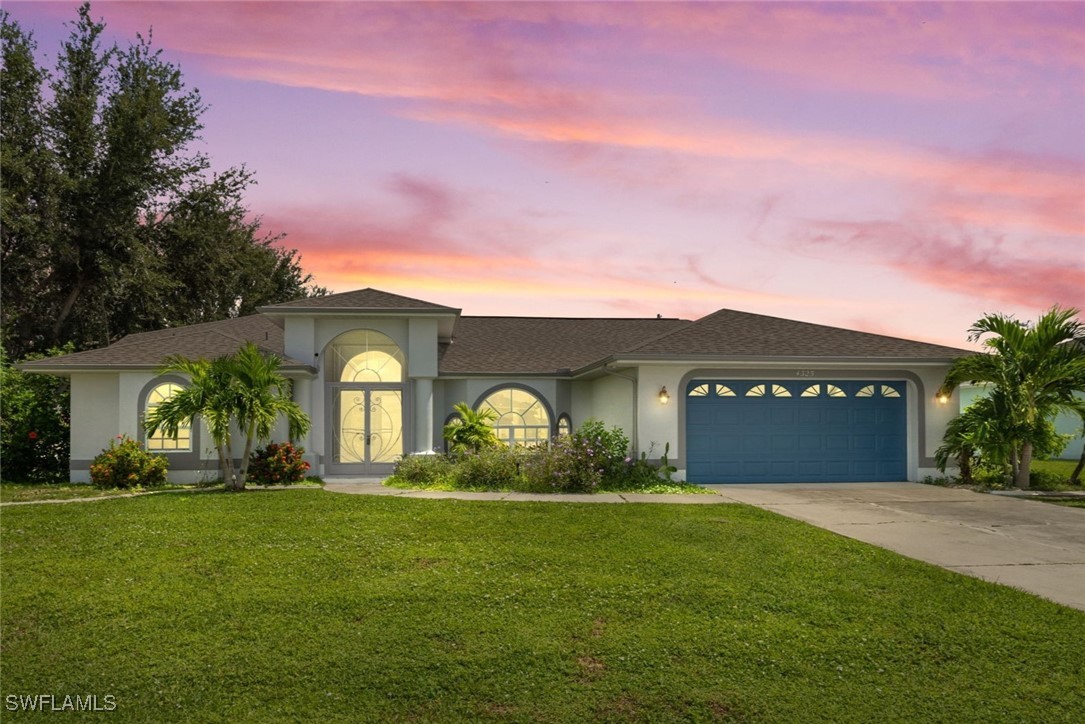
[940,307,1085,489]
[229,343,310,485]
[145,343,310,490]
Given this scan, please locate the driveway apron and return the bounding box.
[707,483,1085,611]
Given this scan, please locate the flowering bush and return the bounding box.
[451,445,523,490]
[392,453,455,486]
[89,435,168,489]
[247,442,310,486]
[520,420,630,493]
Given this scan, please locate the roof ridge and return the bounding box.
[460,315,688,322]
[694,307,971,351]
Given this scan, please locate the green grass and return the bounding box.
[0,481,207,503]
[1032,459,1079,479]
[3,491,1083,722]
[0,478,324,504]
[1035,498,1085,509]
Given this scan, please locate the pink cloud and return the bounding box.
[798,219,1085,311]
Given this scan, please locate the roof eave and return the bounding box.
[257,306,461,317]
[18,362,318,376]
[602,353,965,367]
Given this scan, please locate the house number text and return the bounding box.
[795,369,815,377]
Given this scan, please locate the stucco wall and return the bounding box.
[70,373,119,475]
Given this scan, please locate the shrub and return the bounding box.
[520,420,631,493]
[89,435,168,489]
[247,442,310,486]
[443,402,500,455]
[392,453,455,486]
[0,345,72,482]
[1029,468,1070,491]
[451,446,522,490]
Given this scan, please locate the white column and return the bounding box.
[414,377,434,453]
[293,376,316,468]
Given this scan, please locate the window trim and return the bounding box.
[472,383,555,447]
[138,375,201,463]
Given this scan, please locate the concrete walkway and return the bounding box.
[325,479,1085,610]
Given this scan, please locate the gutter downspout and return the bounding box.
[602,366,638,455]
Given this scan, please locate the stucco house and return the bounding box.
[22,288,972,484]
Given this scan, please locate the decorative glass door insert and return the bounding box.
[335,389,403,468]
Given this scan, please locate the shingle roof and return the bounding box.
[21,293,971,376]
[259,287,458,312]
[627,308,972,359]
[439,317,690,375]
[19,316,312,371]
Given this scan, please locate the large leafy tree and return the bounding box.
[0,345,72,482]
[0,4,323,359]
[145,343,311,491]
[940,307,1085,489]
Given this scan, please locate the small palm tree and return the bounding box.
[145,343,311,490]
[443,401,499,455]
[940,307,1085,489]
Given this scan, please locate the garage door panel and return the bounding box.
[771,435,797,452]
[853,435,875,450]
[742,407,770,425]
[686,380,907,483]
[825,435,849,450]
[743,435,770,454]
[825,409,850,425]
[771,409,795,425]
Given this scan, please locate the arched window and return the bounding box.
[478,387,551,446]
[557,414,572,437]
[145,382,191,452]
[325,330,404,383]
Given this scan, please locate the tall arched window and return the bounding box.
[325,330,404,383]
[478,387,551,446]
[145,382,191,451]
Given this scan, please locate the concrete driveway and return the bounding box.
[707,483,1085,611]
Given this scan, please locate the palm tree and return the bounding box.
[145,343,310,490]
[229,343,310,484]
[940,307,1085,489]
[443,401,499,455]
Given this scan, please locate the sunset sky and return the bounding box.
[8,1,1084,349]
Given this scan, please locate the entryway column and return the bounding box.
[293,375,315,466]
[414,377,434,453]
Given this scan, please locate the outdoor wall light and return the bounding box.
[659,386,670,404]
[936,392,950,404]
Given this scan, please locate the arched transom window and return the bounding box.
[326,330,404,383]
[479,388,551,446]
[145,382,191,451]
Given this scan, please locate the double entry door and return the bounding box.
[328,385,404,475]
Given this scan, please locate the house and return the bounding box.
[21,288,972,484]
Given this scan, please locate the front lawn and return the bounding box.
[0,481,207,504]
[2,491,1083,721]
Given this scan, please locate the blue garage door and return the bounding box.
[686,380,907,483]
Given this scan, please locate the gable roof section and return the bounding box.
[258,287,459,314]
[18,315,312,373]
[439,317,691,375]
[625,308,972,360]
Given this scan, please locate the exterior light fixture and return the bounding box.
[936,392,950,404]
[659,386,670,404]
